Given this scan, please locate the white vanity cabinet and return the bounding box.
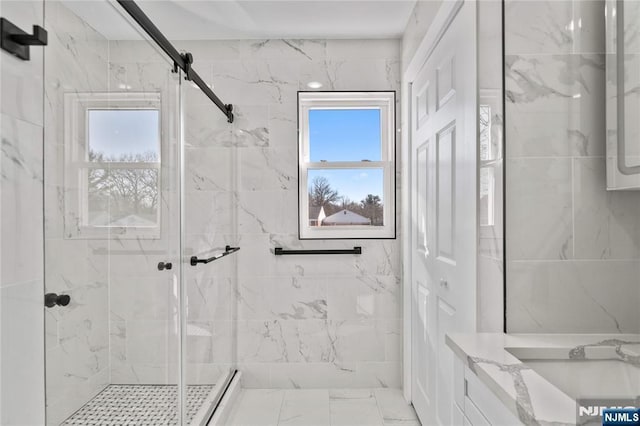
[452,355,523,426]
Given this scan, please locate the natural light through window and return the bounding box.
[64,92,162,238]
[298,92,395,239]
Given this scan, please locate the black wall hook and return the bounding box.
[1,18,48,61]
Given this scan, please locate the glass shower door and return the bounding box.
[182,81,239,425]
[43,1,184,423]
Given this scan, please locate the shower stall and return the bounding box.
[42,1,238,424]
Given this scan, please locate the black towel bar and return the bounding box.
[191,245,240,266]
[273,247,362,256]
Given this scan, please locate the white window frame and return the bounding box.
[298,91,396,239]
[63,92,163,239]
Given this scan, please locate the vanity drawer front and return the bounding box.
[464,395,490,426]
[464,366,522,426]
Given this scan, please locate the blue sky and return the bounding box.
[309,109,381,162]
[308,109,382,202]
[89,109,159,159]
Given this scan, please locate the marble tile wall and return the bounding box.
[505,0,640,333]
[43,2,111,424]
[173,38,403,388]
[0,1,46,425]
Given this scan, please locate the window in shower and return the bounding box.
[63,92,163,238]
[298,91,396,239]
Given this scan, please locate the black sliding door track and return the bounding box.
[116,0,234,123]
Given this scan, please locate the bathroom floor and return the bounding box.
[60,384,214,425]
[225,388,420,426]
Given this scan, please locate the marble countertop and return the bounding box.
[445,333,640,425]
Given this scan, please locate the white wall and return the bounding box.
[0,1,46,424]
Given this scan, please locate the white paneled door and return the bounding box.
[409,1,477,424]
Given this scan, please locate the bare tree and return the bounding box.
[88,150,159,224]
[309,176,340,208]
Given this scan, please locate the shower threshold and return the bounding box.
[60,384,214,426]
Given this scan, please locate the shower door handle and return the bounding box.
[44,293,70,308]
[157,261,173,271]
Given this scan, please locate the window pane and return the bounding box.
[308,168,384,226]
[309,109,381,162]
[87,168,159,227]
[479,166,494,226]
[88,109,160,162]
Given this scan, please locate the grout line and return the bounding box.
[571,156,576,260]
[372,388,387,426]
[275,389,286,426]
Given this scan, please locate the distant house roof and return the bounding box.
[322,209,371,225]
[309,205,324,220]
[109,214,157,227]
[90,213,157,227]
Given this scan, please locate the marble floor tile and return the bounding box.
[225,389,285,426]
[330,396,383,426]
[279,390,330,426]
[223,388,419,426]
[374,388,421,425]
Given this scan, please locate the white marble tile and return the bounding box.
[237,191,298,235]
[270,363,360,389]
[506,54,605,158]
[373,388,419,425]
[328,389,374,400]
[266,104,297,150]
[299,59,399,92]
[185,147,235,192]
[326,275,399,320]
[125,320,179,365]
[507,260,640,333]
[505,0,605,55]
[237,319,335,364]
[1,114,44,286]
[1,280,46,425]
[326,40,400,61]
[401,0,442,68]
[506,53,604,112]
[185,190,236,236]
[240,148,297,191]
[574,157,640,259]
[354,362,402,389]
[174,40,242,63]
[329,320,386,363]
[477,257,505,333]
[506,158,573,260]
[186,275,235,321]
[238,276,327,321]
[212,60,301,106]
[330,395,383,426]
[225,389,284,426]
[239,40,327,62]
[279,389,330,426]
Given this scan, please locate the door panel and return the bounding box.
[436,123,456,263]
[410,1,477,424]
